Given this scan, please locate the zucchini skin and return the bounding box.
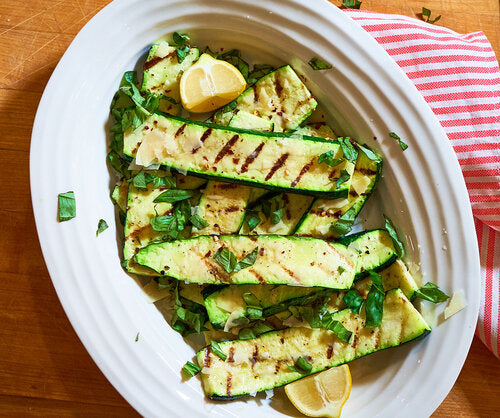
[197,289,431,399]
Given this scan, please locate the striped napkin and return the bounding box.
[343,10,500,357]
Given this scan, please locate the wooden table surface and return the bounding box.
[0,0,499,415]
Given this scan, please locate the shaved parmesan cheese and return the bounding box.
[154,41,172,59]
[224,309,248,332]
[444,291,466,320]
[319,198,350,211]
[351,172,371,196]
[268,220,285,233]
[176,167,188,176]
[265,389,274,400]
[315,223,331,236]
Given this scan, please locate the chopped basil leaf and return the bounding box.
[335,169,350,189]
[318,150,343,167]
[288,357,313,374]
[338,266,345,274]
[414,282,450,303]
[342,0,362,9]
[96,219,108,236]
[210,340,227,361]
[321,314,352,343]
[173,31,190,46]
[213,248,238,273]
[338,137,358,164]
[308,57,332,70]
[368,270,385,293]
[172,282,208,336]
[242,292,261,308]
[365,286,385,328]
[422,7,441,24]
[219,49,250,80]
[176,45,190,64]
[153,176,176,189]
[58,191,76,222]
[160,95,178,104]
[154,189,193,203]
[182,361,201,377]
[157,276,171,291]
[247,63,274,84]
[244,211,261,231]
[252,321,274,335]
[234,247,259,273]
[190,214,209,230]
[389,132,408,151]
[261,199,272,218]
[106,150,128,178]
[246,306,263,321]
[356,143,381,161]
[343,289,364,314]
[132,171,148,189]
[384,216,405,258]
[271,207,285,225]
[135,332,139,342]
[238,327,256,340]
[330,205,357,236]
[174,199,191,231]
[150,215,176,232]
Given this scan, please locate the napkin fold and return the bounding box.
[344,10,500,357]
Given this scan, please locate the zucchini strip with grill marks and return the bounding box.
[196,289,430,400]
[135,235,357,288]
[124,113,354,198]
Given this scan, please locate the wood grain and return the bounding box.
[0,0,498,415]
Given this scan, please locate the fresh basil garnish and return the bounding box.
[384,216,405,258]
[308,57,332,70]
[341,0,362,9]
[247,63,274,85]
[96,219,108,236]
[210,340,227,361]
[58,191,76,222]
[422,7,441,24]
[318,150,343,167]
[154,189,194,203]
[321,314,353,343]
[252,321,274,336]
[219,49,250,80]
[135,332,139,342]
[368,270,385,293]
[365,285,385,328]
[271,207,285,225]
[356,143,381,161]
[238,327,256,340]
[182,361,201,377]
[150,215,177,232]
[335,169,350,188]
[174,199,191,231]
[176,45,191,64]
[153,176,176,189]
[338,266,345,274]
[234,247,259,272]
[288,357,313,374]
[132,171,148,189]
[414,282,449,303]
[172,282,208,336]
[389,132,408,151]
[213,248,238,273]
[190,214,209,230]
[330,205,357,236]
[338,137,358,164]
[242,290,263,320]
[173,32,190,46]
[343,289,364,314]
[244,211,261,231]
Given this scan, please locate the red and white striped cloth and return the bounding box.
[344,10,500,357]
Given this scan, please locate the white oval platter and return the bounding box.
[30,0,480,416]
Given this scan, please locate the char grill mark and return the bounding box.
[359,168,377,176]
[192,128,213,153]
[249,269,265,283]
[174,123,187,138]
[143,51,176,70]
[265,153,289,181]
[240,142,265,173]
[291,159,315,187]
[214,135,239,164]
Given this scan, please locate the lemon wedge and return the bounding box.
[284,365,352,418]
[179,53,246,113]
